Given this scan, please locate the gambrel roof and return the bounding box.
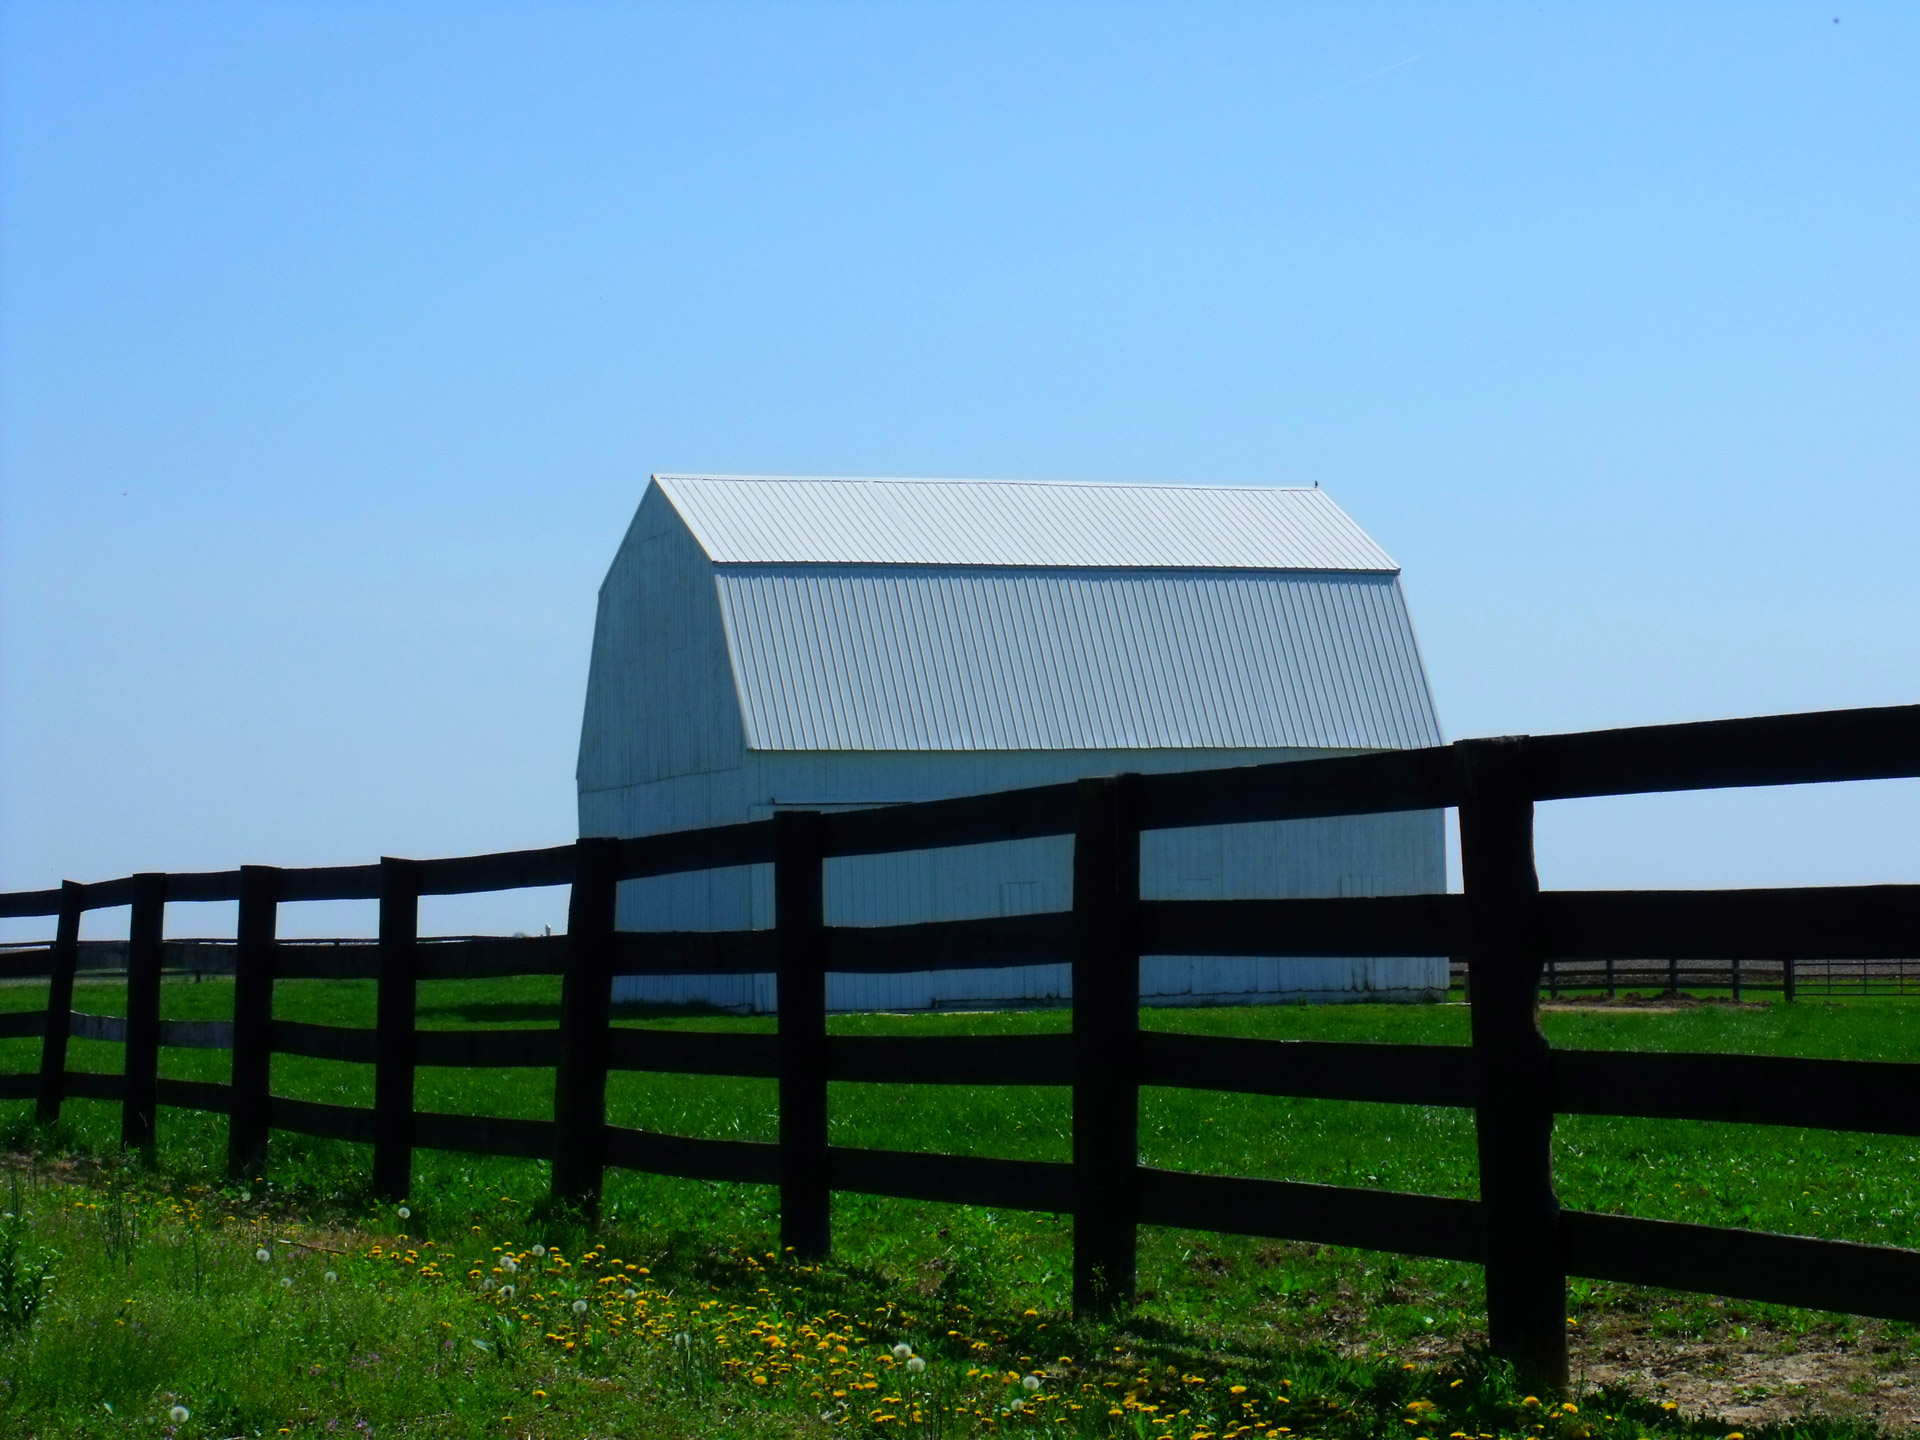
[625,475,1442,754]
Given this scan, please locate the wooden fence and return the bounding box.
[3,702,1920,1388]
[1452,955,1920,1000]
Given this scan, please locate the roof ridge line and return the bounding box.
[655,473,1323,494]
[709,560,1400,575]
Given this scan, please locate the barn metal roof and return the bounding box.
[712,565,1443,752]
[652,474,1399,572]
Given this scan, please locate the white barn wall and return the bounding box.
[583,747,1446,1012]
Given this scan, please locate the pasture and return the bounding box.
[2,984,1917,1436]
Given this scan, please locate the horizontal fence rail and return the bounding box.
[3,700,1919,1389]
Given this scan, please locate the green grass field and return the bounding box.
[0,982,1915,1437]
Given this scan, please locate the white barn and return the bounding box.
[577,475,1446,1012]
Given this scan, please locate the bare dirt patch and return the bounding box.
[1341,1316,1920,1429]
[1572,1314,1920,1431]
[1539,994,1771,1016]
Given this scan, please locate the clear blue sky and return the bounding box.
[3,3,1916,938]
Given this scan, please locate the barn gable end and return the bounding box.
[577,484,746,795]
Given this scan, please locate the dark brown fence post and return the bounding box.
[35,881,83,1124]
[1072,774,1141,1318]
[227,865,280,1181]
[1458,738,1566,1390]
[122,873,166,1152]
[776,810,830,1259]
[553,839,618,1217]
[374,858,420,1203]
[1784,955,1796,1003]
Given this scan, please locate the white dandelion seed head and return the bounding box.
[279,1276,294,1288]
[622,1287,638,1300]
[1009,1399,1025,1413]
[255,1247,271,1263]
[482,1278,494,1291]
[396,1205,410,1220]
[1023,1374,1041,1391]
[169,1405,190,1423]
[674,1331,692,1347]
[531,1244,547,1259]
[324,1271,338,1283]
[891,1343,913,1359]
[501,1255,518,1272]
[499,1285,515,1300]
[572,1299,588,1316]
[907,1356,926,1374]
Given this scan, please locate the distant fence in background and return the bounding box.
[1446,954,1920,1000]
[3,702,1919,1388]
